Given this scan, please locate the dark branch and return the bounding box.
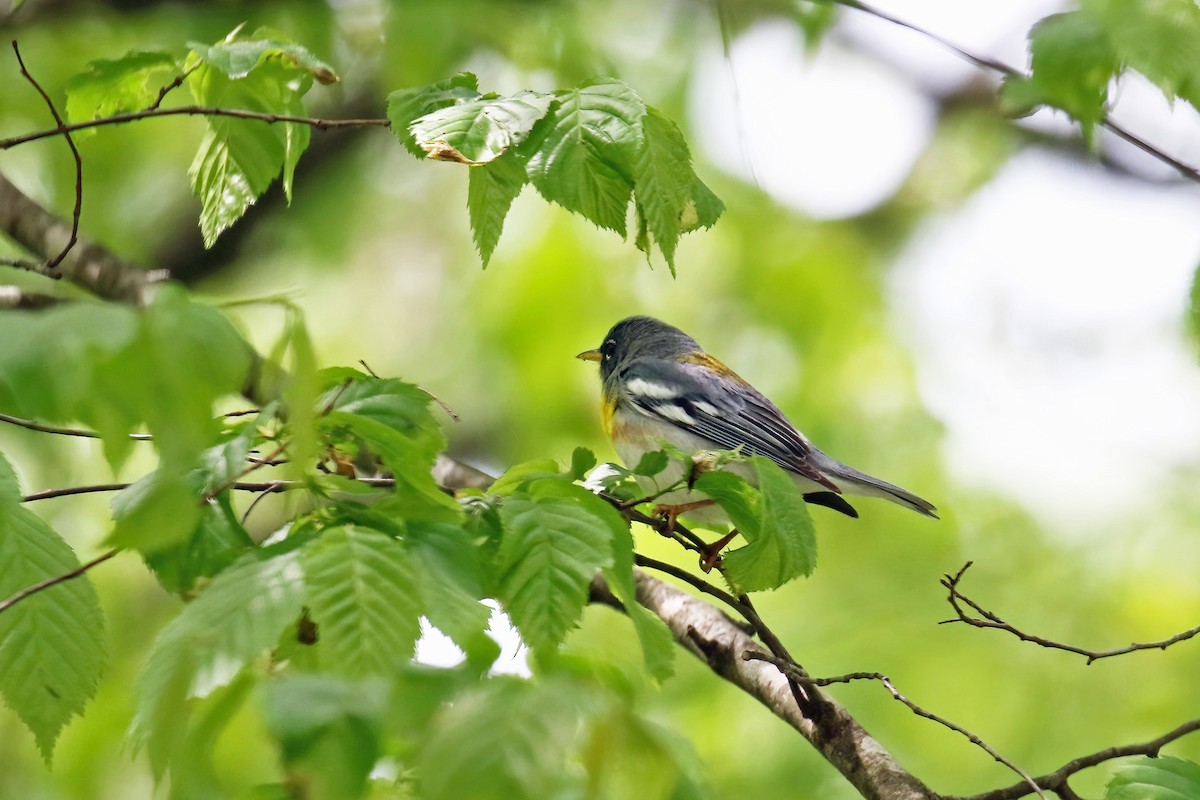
[941,562,1200,663]
[11,40,82,272]
[0,105,390,151]
[0,549,118,615]
[949,718,1200,800]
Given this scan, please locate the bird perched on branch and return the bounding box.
[578,316,938,534]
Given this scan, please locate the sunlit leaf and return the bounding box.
[387,73,481,157]
[65,51,178,140]
[1002,12,1117,143]
[526,80,646,235]
[411,91,553,164]
[0,454,106,761]
[1083,0,1200,110]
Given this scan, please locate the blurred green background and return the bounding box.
[3,0,1200,797]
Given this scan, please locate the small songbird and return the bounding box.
[577,316,938,527]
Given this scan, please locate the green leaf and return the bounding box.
[419,678,585,800]
[1083,0,1200,110]
[410,91,553,164]
[569,446,598,481]
[387,73,481,157]
[262,674,386,800]
[695,457,816,592]
[132,549,305,774]
[487,458,563,496]
[188,28,338,84]
[109,469,201,555]
[1107,756,1200,800]
[143,494,255,594]
[632,450,670,478]
[633,108,696,272]
[497,478,617,652]
[601,517,675,682]
[1002,12,1117,143]
[526,81,646,235]
[1189,265,1200,357]
[301,527,425,677]
[405,522,498,670]
[467,151,528,267]
[186,31,327,246]
[318,378,458,523]
[65,51,178,140]
[0,453,106,760]
[582,704,703,800]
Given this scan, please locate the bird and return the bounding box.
[577,316,937,543]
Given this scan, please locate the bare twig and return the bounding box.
[949,718,1200,800]
[747,652,1046,799]
[0,106,390,151]
[941,562,1200,663]
[0,412,153,440]
[0,549,118,615]
[145,64,197,112]
[11,40,82,271]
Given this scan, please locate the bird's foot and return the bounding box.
[651,500,717,536]
[699,529,741,573]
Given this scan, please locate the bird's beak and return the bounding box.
[576,349,602,363]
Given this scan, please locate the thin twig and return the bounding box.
[746,651,1047,800]
[21,476,397,503]
[948,717,1200,800]
[145,64,197,112]
[0,106,390,150]
[634,553,748,612]
[0,412,153,440]
[12,41,82,270]
[941,562,1200,663]
[0,549,118,615]
[830,0,1200,184]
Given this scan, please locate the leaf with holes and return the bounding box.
[411,91,553,164]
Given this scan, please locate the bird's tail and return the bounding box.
[812,453,939,519]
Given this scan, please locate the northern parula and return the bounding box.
[578,316,938,523]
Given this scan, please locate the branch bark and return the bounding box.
[0,170,164,304]
[591,571,939,800]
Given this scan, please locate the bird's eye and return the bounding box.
[601,339,616,360]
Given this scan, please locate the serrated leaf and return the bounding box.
[387,73,481,157]
[187,34,320,246]
[0,454,106,761]
[1002,12,1117,143]
[188,28,338,84]
[1083,0,1200,111]
[302,527,425,677]
[132,549,305,774]
[1107,756,1200,800]
[526,81,646,235]
[65,51,178,140]
[601,516,675,682]
[405,522,498,670]
[633,108,695,272]
[497,478,617,652]
[411,91,553,164]
[488,458,563,496]
[695,457,816,592]
[467,151,527,266]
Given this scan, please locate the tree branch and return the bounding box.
[0,549,118,615]
[590,570,939,800]
[941,562,1200,663]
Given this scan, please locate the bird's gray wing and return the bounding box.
[612,358,839,491]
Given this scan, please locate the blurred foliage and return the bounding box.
[1,1,1200,799]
